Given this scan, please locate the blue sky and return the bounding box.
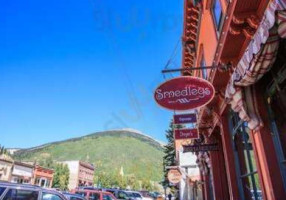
[0,0,183,148]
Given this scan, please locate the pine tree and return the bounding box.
[0,145,8,156]
[52,163,70,190]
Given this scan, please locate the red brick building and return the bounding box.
[181,0,286,199]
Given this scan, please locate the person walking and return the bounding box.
[168,193,172,200]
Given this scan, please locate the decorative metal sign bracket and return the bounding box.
[162,63,231,74]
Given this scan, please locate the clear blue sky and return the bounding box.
[0,0,183,148]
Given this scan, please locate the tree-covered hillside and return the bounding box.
[14,130,164,186]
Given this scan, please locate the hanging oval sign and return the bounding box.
[154,76,215,110]
[167,169,182,184]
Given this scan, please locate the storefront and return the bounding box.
[11,161,34,184]
[180,0,286,199]
[33,165,54,188]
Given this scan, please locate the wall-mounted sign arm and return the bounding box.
[161,64,231,74]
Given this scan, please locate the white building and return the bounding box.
[178,150,201,200]
[11,161,34,184]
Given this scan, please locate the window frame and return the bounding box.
[229,112,262,200]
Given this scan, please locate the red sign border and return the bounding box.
[154,76,215,111]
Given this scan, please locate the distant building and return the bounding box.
[0,155,13,181]
[11,161,34,184]
[33,165,54,188]
[6,148,21,155]
[62,161,94,190]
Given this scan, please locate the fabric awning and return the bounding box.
[225,0,286,130]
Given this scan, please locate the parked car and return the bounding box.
[103,189,134,200]
[126,191,143,200]
[0,181,67,200]
[73,189,117,200]
[138,191,153,200]
[149,192,163,200]
[63,192,87,200]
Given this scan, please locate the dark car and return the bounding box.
[63,192,87,200]
[0,181,67,200]
[103,189,134,200]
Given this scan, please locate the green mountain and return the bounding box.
[14,129,164,182]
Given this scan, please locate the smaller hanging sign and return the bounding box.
[174,128,199,140]
[173,113,197,124]
[167,169,182,184]
[183,143,219,153]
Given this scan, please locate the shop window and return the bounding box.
[212,0,223,31]
[229,112,262,200]
[35,177,40,185]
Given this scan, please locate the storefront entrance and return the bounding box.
[262,39,286,191]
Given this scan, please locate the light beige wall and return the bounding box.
[0,160,13,181]
[62,161,79,190]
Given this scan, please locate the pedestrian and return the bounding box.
[168,193,172,200]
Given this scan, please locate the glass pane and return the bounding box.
[89,193,100,200]
[42,193,63,200]
[4,189,39,200]
[212,0,222,27]
[0,187,6,196]
[76,192,87,197]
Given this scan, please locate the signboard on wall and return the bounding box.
[174,128,199,140]
[154,76,215,111]
[173,113,197,124]
[167,169,182,184]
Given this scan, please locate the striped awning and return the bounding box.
[225,0,286,130]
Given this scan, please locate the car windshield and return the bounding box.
[132,193,141,197]
[126,192,134,197]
